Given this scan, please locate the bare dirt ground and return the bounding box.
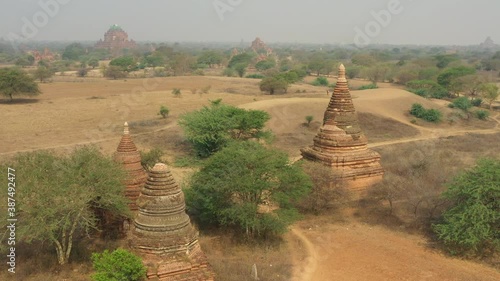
[1,76,499,280]
[290,215,500,281]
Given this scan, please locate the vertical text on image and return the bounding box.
[7,167,17,274]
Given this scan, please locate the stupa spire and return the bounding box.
[113,122,147,210]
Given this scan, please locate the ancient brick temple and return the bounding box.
[95,24,137,55]
[113,122,147,211]
[301,64,384,192]
[130,163,214,281]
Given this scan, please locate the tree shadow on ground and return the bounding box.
[0,98,40,104]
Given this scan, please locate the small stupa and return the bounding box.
[114,122,148,211]
[131,163,214,281]
[301,64,384,192]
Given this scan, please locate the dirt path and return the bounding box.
[290,227,318,281]
[289,220,500,281]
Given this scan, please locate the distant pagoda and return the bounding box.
[95,24,137,55]
[131,163,215,280]
[301,64,384,192]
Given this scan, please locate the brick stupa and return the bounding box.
[301,64,384,192]
[131,163,214,281]
[114,122,148,211]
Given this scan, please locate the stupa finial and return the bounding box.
[338,64,346,82]
[124,122,129,135]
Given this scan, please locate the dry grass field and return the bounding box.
[1,75,499,280]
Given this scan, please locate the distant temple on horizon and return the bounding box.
[95,24,137,56]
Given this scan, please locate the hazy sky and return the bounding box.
[1,0,499,45]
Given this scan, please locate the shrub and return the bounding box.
[140,148,164,171]
[410,103,442,122]
[311,77,329,86]
[471,98,483,107]
[305,115,314,126]
[410,103,426,118]
[158,105,169,118]
[406,80,448,99]
[432,158,500,256]
[424,109,443,122]
[452,96,472,111]
[409,88,428,97]
[358,83,378,90]
[475,110,490,120]
[78,68,88,77]
[193,69,205,76]
[245,74,265,79]
[172,88,181,97]
[91,248,146,281]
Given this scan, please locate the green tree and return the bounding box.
[88,58,99,69]
[91,248,146,281]
[452,96,473,119]
[479,83,499,110]
[259,76,289,94]
[305,115,314,126]
[0,67,40,101]
[62,42,85,61]
[109,56,137,72]
[178,101,271,157]
[255,59,276,71]
[15,54,35,67]
[308,52,328,76]
[197,50,224,68]
[234,62,247,77]
[185,141,312,237]
[435,54,459,68]
[0,147,130,265]
[33,66,54,82]
[433,158,500,256]
[228,52,253,68]
[437,66,476,91]
[158,105,170,118]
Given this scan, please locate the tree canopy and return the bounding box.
[433,158,500,256]
[185,141,312,238]
[33,66,54,82]
[109,56,138,72]
[178,101,271,157]
[0,146,130,265]
[0,67,40,101]
[62,42,86,61]
[259,76,289,94]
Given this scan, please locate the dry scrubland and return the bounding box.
[1,75,499,281]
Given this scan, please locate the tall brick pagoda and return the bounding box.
[113,122,147,211]
[301,64,384,191]
[131,163,214,281]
